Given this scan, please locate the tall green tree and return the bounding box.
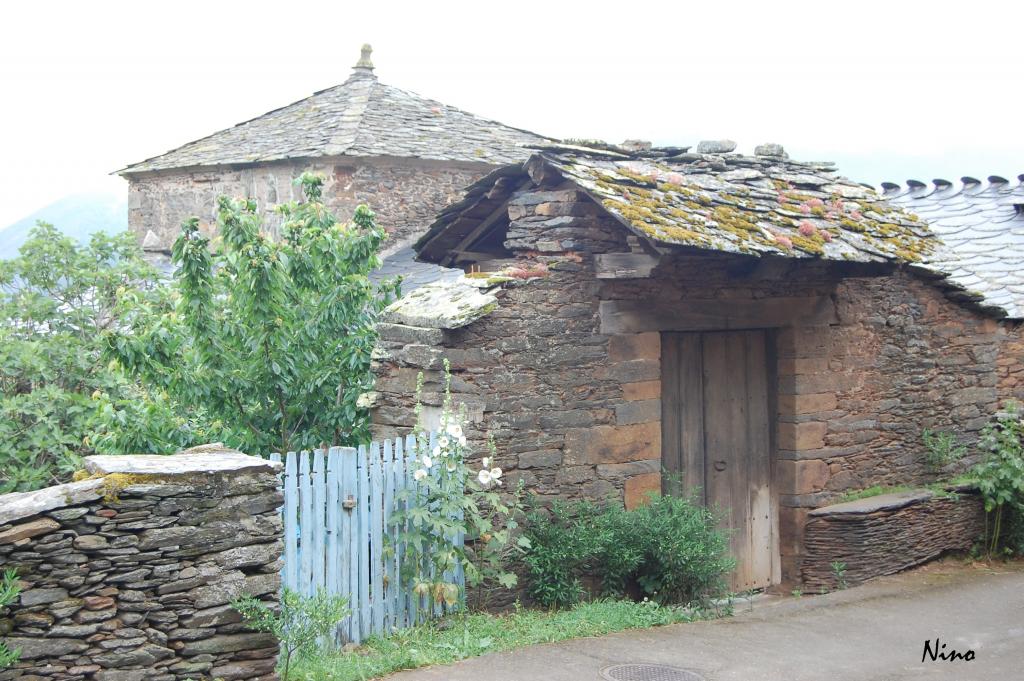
[108,173,398,455]
[0,224,179,492]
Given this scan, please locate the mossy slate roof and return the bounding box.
[541,144,934,263]
[417,143,1024,318]
[882,176,1024,318]
[120,70,548,174]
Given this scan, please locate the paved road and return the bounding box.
[389,559,1024,681]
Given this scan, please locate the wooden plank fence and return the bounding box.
[269,433,463,643]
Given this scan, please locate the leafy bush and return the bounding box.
[523,491,734,608]
[973,405,1024,556]
[922,428,966,472]
[522,500,604,608]
[233,587,349,680]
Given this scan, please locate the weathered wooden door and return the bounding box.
[661,330,777,590]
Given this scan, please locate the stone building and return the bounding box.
[370,140,1024,590]
[117,45,548,277]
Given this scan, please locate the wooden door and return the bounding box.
[661,330,777,590]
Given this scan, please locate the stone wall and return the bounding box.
[124,157,489,256]
[371,184,1012,586]
[801,489,985,591]
[0,448,283,681]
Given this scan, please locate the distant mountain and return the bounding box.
[0,192,129,259]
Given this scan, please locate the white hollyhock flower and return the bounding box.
[413,469,427,481]
[446,460,457,472]
[478,469,492,486]
[432,445,442,458]
[438,436,450,449]
[421,455,433,468]
[447,423,463,439]
[458,435,468,446]
[482,456,491,469]
[491,467,502,480]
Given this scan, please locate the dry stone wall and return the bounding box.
[0,448,283,681]
[801,489,985,591]
[125,157,487,256]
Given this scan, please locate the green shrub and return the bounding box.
[523,491,733,608]
[522,500,604,608]
[233,587,349,680]
[922,428,966,472]
[973,406,1024,556]
[595,493,734,604]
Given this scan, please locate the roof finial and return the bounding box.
[354,44,375,74]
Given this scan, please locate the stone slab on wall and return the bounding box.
[0,448,283,681]
[801,489,985,591]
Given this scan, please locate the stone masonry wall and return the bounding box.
[371,185,1013,586]
[125,157,488,256]
[0,448,283,681]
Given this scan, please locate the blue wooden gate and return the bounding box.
[270,432,463,643]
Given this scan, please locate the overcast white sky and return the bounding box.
[1,0,1021,228]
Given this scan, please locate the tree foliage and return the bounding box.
[974,405,1024,556]
[108,173,398,455]
[0,224,175,492]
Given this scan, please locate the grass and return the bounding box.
[289,599,718,680]
[837,479,974,504]
[838,484,917,503]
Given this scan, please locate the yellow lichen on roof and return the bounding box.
[549,151,935,263]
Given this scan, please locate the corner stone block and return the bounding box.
[608,332,661,362]
[778,459,830,495]
[596,359,660,383]
[777,392,837,415]
[777,421,827,451]
[564,422,661,465]
[778,506,809,556]
[622,380,661,401]
[624,473,662,510]
[614,399,660,425]
[777,357,830,376]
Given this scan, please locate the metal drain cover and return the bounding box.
[600,663,705,681]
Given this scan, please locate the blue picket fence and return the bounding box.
[269,432,464,644]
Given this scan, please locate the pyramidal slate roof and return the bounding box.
[882,175,1024,318]
[418,140,938,266]
[120,46,548,175]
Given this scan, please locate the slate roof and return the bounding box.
[418,141,937,266]
[120,47,548,174]
[882,176,1024,318]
